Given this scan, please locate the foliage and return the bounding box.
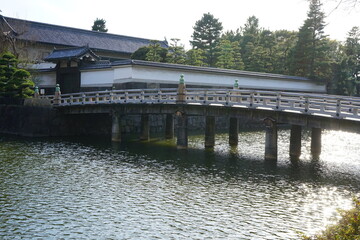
[290,0,332,82]
[131,3,359,95]
[166,38,186,64]
[302,198,360,239]
[190,12,223,67]
[185,49,206,66]
[0,52,34,98]
[332,27,360,95]
[215,40,244,70]
[91,18,108,32]
[145,40,168,62]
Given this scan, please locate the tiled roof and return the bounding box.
[44,46,99,61]
[0,15,168,54]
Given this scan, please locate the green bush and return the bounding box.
[302,198,360,240]
[0,52,34,98]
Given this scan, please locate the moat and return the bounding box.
[1,129,360,239]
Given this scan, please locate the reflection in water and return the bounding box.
[0,129,359,239]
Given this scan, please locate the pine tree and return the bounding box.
[92,18,108,32]
[240,16,261,71]
[185,49,206,66]
[0,52,34,98]
[166,39,186,64]
[145,40,167,62]
[215,40,244,70]
[290,0,331,81]
[191,13,223,67]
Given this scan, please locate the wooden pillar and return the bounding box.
[289,125,302,159]
[229,117,239,146]
[176,111,188,149]
[140,114,150,141]
[205,116,215,148]
[111,113,121,142]
[311,128,322,157]
[264,118,277,161]
[165,114,174,139]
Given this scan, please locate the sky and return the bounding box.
[1,0,359,49]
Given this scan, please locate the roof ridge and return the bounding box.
[2,15,166,43]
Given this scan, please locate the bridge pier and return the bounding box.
[290,125,302,159]
[165,114,174,139]
[205,116,216,148]
[311,128,322,157]
[229,117,239,146]
[140,114,150,141]
[176,111,188,149]
[264,118,277,161]
[111,113,121,142]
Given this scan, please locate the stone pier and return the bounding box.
[264,118,277,161]
[311,127,322,157]
[289,125,302,159]
[205,116,215,148]
[111,113,121,142]
[229,117,239,146]
[176,111,188,149]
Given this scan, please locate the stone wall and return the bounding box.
[0,102,261,138]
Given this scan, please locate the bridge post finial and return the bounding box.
[34,86,40,98]
[176,74,186,104]
[54,84,61,105]
[233,79,239,89]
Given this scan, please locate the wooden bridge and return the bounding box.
[41,78,360,161]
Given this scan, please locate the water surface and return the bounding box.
[1,129,360,239]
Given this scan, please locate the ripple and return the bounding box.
[0,130,359,239]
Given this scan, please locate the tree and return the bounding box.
[166,38,186,64]
[290,0,332,82]
[215,40,244,70]
[240,16,261,70]
[145,40,167,62]
[185,49,206,66]
[0,52,34,98]
[332,26,360,95]
[92,18,108,32]
[191,13,223,67]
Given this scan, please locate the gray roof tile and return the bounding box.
[0,15,168,54]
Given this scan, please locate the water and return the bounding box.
[1,129,360,239]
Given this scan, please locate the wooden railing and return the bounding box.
[42,88,360,120]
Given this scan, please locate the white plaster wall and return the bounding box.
[127,66,326,93]
[76,64,326,93]
[81,69,114,87]
[36,72,56,87]
[113,66,132,82]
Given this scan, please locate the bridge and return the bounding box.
[41,77,360,161]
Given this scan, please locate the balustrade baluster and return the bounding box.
[336,99,341,117]
[249,92,254,107]
[276,93,281,109]
[304,96,309,113]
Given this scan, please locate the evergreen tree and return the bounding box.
[333,26,360,95]
[273,30,298,74]
[166,38,187,64]
[240,16,261,70]
[0,52,34,98]
[185,49,206,66]
[145,40,167,62]
[290,0,332,81]
[92,18,108,32]
[215,40,244,70]
[191,13,223,67]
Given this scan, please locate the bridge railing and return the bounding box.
[42,88,360,120]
